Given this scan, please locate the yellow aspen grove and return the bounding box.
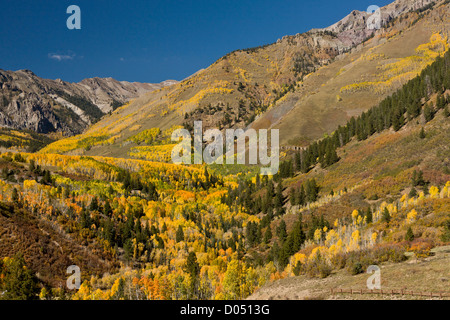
[429,186,440,198]
[351,209,359,223]
[407,209,418,223]
[371,232,378,244]
[334,219,339,228]
[2,26,450,301]
[314,229,322,243]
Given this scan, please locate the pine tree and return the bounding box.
[123,172,131,191]
[436,93,445,109]
[80,209,91,229]
[409,187,417,198]
[382,207,391,224]
[392,108,404,131]
[12,187,19,203]
[444,105,449,117]
[298,185,306,206]
[412,170,426,187]
[407,99,421,119]
[301,150,310,173]
[176,225,184,242]
[289,187,297,206]
[405,226,415,242]
[28,159,35,172]
[266,179,274,199]
[419,127,426,139]
[366,207,373,224]
[256,224,262,243]
[279,240,292,269]
[41,170,52,185]
[269,241,279,263]
[441,219,450,242]
[324,141,339,167]
[424,104,434,122]
[246,222,257,246]
[103,201,112,215]
[89,196,99,211]
[264,227,272,244]
[274,183,284,209]
[204,166,210,189]
[305,179,319,203]
[64,186,71,199]
[1,253,38,300]
[291,214,305,252]
[294,152,301,172]
[276,220,287,243]
[186,251,200,275]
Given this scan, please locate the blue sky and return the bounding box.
[0,0,392,83]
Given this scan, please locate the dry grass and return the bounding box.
[269,12,450,145]
[248,246,450,300]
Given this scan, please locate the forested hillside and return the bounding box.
[38,0,450,157]
[0,46,449,299]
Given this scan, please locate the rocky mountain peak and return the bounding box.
[0,69,178,135]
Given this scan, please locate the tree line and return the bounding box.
[277,49,450,182]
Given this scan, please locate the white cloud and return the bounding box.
[48,52,76,61]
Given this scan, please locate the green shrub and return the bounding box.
[441,220,450,242]
[350,262,363,275]
[304,252,333,278]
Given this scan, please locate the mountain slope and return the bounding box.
[1,54,448,299]
[238,44,450,299]
[0,69,177,135]
[1,0,449,299]
[246,108,450,299]
[253,0,450,145]
[41,0,449,157]
[0,127,55,153]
